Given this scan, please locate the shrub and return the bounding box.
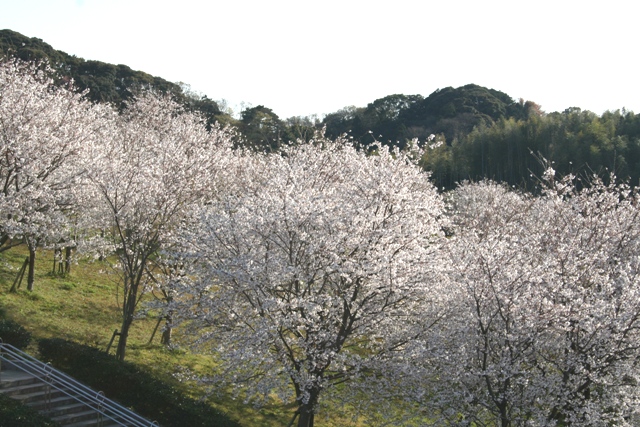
[38,339,239,427]
[0,319,32,349]
[0,393,61,426]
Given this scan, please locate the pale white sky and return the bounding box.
[1,0,637,119]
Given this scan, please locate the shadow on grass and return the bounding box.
[38,338,241,427]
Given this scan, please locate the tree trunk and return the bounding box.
[161,326,172,345]
[65,246,72,274]
[297,389,319,427]
[115,314,133,361]
[26,245,36,291]
[160,312,173,345]
[115,274,141,361]
[53,246,61,274]
[297,408,314,427]
[498,400,510,427]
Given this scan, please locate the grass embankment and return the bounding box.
[0,246,303,427]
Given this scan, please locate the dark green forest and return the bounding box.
[3,28,639,190]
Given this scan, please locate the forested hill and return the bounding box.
[0,29,227,128]
[3,29,640,190]
[0,29,540,143]
[322,87,541,146]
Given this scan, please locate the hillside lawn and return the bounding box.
[0,245,376,427]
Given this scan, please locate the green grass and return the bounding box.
[0,246,373,426]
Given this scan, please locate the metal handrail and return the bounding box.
[0,342,159,426]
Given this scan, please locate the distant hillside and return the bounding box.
[1,29,537,146]
[0,29,228,128]
[6,29,639,192]
[323,85,542,148]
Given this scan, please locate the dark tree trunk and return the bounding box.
[297,408,315,427]
[53,246,61,274]
[65,246,72,274]
[115,314,133,361]
[160,311,173,345]
[115,272,142,361]
[161,321,172,345]
[297,389,319,427]
[27,244,36,291]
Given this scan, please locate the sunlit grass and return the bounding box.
[0,245,380,426]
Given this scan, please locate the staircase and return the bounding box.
[0,342,159,426]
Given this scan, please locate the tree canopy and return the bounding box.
[170,137,448,426]
[4,55,640,426]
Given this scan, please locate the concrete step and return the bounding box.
[29,393,78,411]
[1,367,152,426]
[1,370,97,425]
[50,408,104,425]
[0,380,46,396]
[66,420,122,427]
[3,384,54,402]
[0,369,41,388]
[45,400,92,417]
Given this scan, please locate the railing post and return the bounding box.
[97,391,105,427]
[45,362,52,412]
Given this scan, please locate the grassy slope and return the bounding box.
[0,246,371,427]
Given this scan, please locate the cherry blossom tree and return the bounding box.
[171,137,449,427]
[430,176,640,426]
[533,174,640,426]
[85,91,236,361]
[430,181,554,426]
[0,58,109,289]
